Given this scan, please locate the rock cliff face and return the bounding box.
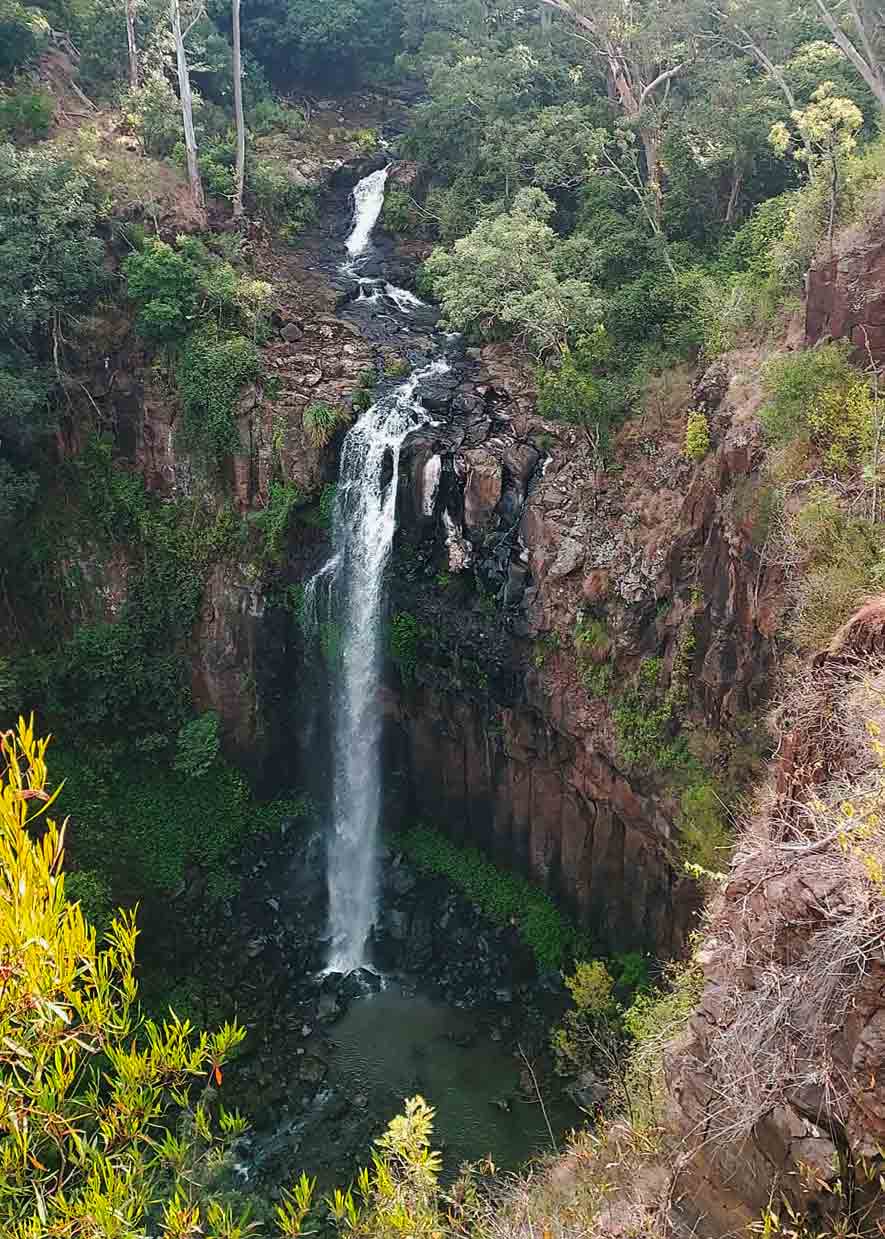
[384,347,782,953]
[665,604,885,1235]
[806,191,885,362]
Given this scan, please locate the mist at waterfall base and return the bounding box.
[294,170,576,1175]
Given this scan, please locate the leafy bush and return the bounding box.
[684,410,711,462]
[0,83,53,141]
[123,238,199,343]
[0,720,249,1235]
[424,188,602,355]
[787,491,882,649]
[174,711,221,778]
[249,160,318,233]
[249,97,307,137]
[399,823,584,969]
[760,343,870,458]
[389,611,423,682]
[303,400,348,448]
[176,328,261,462]
[679,781,731,873]
[250,480,302,561]
[381,187,425,236]
[123,72,186,157]
[0,0,47,73]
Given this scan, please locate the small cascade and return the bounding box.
[345,166,389,258]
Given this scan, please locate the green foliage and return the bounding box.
[175,328,261,463]
[174,711,221,779]
[684,410,711,462]
[123,239,199,343]
[399,824,583,969]
[0,144,103,455]
[250,481,303,561]
[389,611,423,683]
[788,490,883,649]
[123,71,184,157]
[760,343,876,465]
[0,0,47,73]
[249,97,307,137]
[236,0,402,89]
[424,189,602,355]
[64,867,113,929]
[303,400,349,448]
[621,957,705,1132]
[381,187,426,236]
[679,781,732,873]
[249,161,318,234]
[0,720,250,1237]
[0,82,53,141]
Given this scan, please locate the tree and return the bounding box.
[424,187,603,354]
[540,0,699,223]
[769,80,864,246]
[813,0,885,112]
[0,717,249,1236]
[171,0,206,221]
[231,0,245,218]
[126,0,139,89]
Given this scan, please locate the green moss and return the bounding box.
[389,612,424,682]
[398,824,589,970]
[175,329,262,464]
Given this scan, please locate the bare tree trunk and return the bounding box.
[815,0,885,112]
[171,0,206,222]
[232,0,245,218]
[725,154,743,224]
[640,125,664,231]
[126,0,139,92]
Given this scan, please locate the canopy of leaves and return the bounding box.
[424,187,602,353]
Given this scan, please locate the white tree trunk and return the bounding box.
[171,0,206,220]
[232,0,246,218]
[126,0,139,92]
[815,0,885,112]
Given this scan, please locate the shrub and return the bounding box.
[381,187,425,236]
[123,72,186,157]
[399,823,581,969]
[123,239,199,344]
[0,1,47,73]
[250,480,303,561]
[788,491,882,649]
[303,400,349,448]
[176,328,262,462]
[249,160,318,233]
[174,711,221,779]
[761,343,864,450]
[249,97,307,137]
[679,781,731,872]
[389,611,423,682]
[0,720,249,1235]
[0,83,53,142]
[684,410,711,462]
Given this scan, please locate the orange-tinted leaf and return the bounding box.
[214,1065,223,1086]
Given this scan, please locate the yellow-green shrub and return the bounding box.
[684,410,711,462]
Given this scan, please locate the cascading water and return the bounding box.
[324,359,449,972]
[345,166,389,258]
[308,169,448,972]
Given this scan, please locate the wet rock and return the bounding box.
[298,1056,328,1087]
[462,447,503,534]
[339,968,383,1001]
[317,992,343,1024]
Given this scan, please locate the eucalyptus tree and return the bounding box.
[812,0,885,111]
[170,0,205,221]
[538,0,702,223]
[231,0,245,218]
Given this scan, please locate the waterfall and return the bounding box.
[345,166,389,258]
[323,360,449,972]
[302,168,449,972]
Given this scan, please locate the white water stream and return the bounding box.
[345,166,389,257]
[310,170,448,972]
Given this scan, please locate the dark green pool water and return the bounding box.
[329,981,580,1171]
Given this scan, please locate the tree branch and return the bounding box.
[639,62,686,110]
